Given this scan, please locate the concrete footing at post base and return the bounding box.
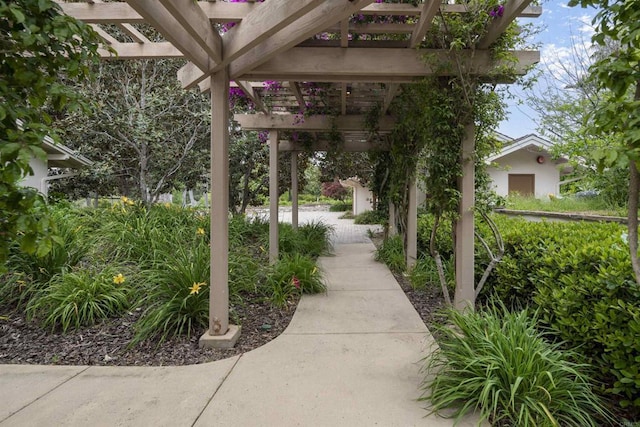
[199,325,241,349]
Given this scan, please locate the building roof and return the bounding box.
[42,136,93,169]
[487,133,565,163]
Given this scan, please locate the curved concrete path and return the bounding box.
[0,213,476,427]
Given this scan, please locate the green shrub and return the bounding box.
[1,206,91,307]
[329,201,352,212]
[296,220,334,258]
[353,209,386,225]
[416,214,454,260]
[421,303,613,426]
[91,202,207,264]
[272,221,333,259]
[374,235,405,273]
[266,253,325,307]
[134,243,211,344]
[485,217,640,410]
[27,267,131,332]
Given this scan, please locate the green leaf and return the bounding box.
[9,5,26,24]
[36,237,53,258]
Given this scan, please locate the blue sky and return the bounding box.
[497,0,598,138]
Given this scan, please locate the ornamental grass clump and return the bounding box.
[374,235,405,274]
[421,303,613,427]
[266,253,325,307]
[26,267,132,332]
[133,243,210,344]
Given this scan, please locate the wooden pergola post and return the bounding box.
[454,123,475,310]
[199,68,240,348]
[269,130,279,263]
[291,151,299,230]
[406,177,417,268]
[388,200,396,236]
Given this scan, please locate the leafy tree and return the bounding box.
[0,0,100,266]
[54,60,210,205]
[228,131,269,214]
[569,0,640,284]
[526,36,628,205]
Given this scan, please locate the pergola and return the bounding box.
[59,0,540,348]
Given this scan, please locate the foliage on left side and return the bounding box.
[1,202,331,345]
[0,0,101,267]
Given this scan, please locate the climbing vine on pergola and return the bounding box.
[60,0,540,346]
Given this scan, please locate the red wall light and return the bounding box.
[536,155,545,164]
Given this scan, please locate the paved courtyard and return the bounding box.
[250,205,383,244]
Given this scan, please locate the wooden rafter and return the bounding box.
[341,83,348,116]
[234,114,395,132]
[158,0,222,64]
[289,82,306,111]
[236,80,269,114]
[90,24,118,45]
[382,83,400,115]
[117,23,150,44]
[229,0,375,79]
[477,0,531,49]
[178,0,327,89]
[408,0,441,48]
[278,140,390,152]
[340,19,349,48]
[99,42,182,59]
[126,0,213,70]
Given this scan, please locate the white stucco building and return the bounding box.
[21,136,92,196]
[340,178,374,216]
[486,133,570,198]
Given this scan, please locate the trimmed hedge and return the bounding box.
[484,217,640,411]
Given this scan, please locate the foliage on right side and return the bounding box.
[480,216,640,414]
[421,302,613,426]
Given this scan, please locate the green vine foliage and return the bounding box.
[369,0,532,303]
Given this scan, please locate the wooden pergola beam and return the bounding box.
[278,140,390,152]
[477,0,531,49]
[234,114,395,132]
[236,80,269,114]
[229,0,375,79]
[382,83,400,115]
[178,0,327,90]
[408,0,441,48]
[289,82,306,111]
[59,2,542,24]
[90,24,118,45]
[341,83,348,116]
[158,0,223,64]
[99,42,183,59]
[117,23,150,44]
[241,48,540,82]
[126,0,212,70]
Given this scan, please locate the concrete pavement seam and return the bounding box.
[283,331,428,336]
[0,366,90,425]
[190,354,243,427]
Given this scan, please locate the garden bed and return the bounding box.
[0,295,298,366]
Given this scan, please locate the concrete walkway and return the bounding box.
[0,214,474,427]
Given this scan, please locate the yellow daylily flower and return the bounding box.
[113,273,126,285]
[189,282,206,295]
[196,227,205,236]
